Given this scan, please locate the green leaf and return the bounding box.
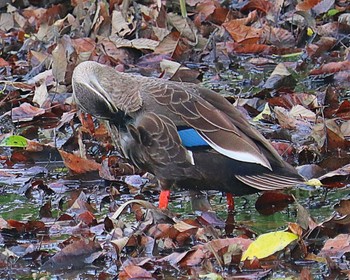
[326,9,340,17]
[241,231,298,261]
[0,135,28,148]
[179,0,187,18]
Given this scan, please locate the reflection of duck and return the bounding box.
[72,61,304,209]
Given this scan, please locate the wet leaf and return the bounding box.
[223,21,261,43]
[241,231,298,260]
[335,199,350,216]
[114,37,159,50]
[255,192,294,215]
[318,163,350,181]
[0,135,28,148]
[296,200,318,231]
[119,264,154,280]
[199,273,223,280]
[296,0,322,11]
[41,239,101,270]
[11,103,46,122]
[319,234,350,258]
[313,0,335,16]
[310,61,350,75]
[264,63,295,89]
[111,10,135,37]
[59,150,101,174]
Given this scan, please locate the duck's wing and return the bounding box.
[195,86,285,164]
[146,81,272,170]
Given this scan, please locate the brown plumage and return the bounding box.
[72,61,304,206]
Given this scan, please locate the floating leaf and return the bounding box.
[241,231,298,260]
[0,135,28,148]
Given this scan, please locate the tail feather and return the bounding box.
[235,173,303,191]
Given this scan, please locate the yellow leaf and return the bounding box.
[306,178,322,187]
[307,27,314,36]
[199,273,223,280]
[252,103,271,122]
[241,231,298,261]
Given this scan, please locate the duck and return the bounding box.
[72,61,304,210]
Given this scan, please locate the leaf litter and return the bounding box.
[0,0,350,278]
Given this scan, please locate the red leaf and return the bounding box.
[296,0,322,11]
[255,192,295,215]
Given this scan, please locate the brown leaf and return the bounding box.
[111,10,136,37]
[295,200,318,231]
[0,58,9,67]
[262,26,296,48]
[179,246,208,267]
[25,140,45,152]
[197,211,225,228]
[296,0,322,11]
[154,30,181,55]
[58,149,101,174]
[288,222,304,237]
[335,199,350,216]
[336,100,350,119]
[223,42,273,54]
[147,223,173,239]
[264,63,296,89]
[241,0,272,14]
[119,264,154,280]
[223,21,262,43]
[11,102,46,122]
[77,211,96,226]
[318,163,350,181]
[310,61,350,75]
[39,200,52,218]
[71,38,96,56]
[319,234,350,258]
[255,192,295,215]
[52,40,68,84]
[207,238,252,254]
[195,0,216,19]
[42,239,101,270]
[274,106,298,129]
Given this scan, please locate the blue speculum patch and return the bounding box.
[178,128,208,147]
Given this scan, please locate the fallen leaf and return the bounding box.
[41,239,101,270]
[11,103,46,122]
[319,234,350,258]
[119,264,154,280]
[59,149,101,174]
[255,192,294,215]
[241,231,298,260]
[0,135,28,148]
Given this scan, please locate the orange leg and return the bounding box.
[159,190,171,209]
[226,193,234,211]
